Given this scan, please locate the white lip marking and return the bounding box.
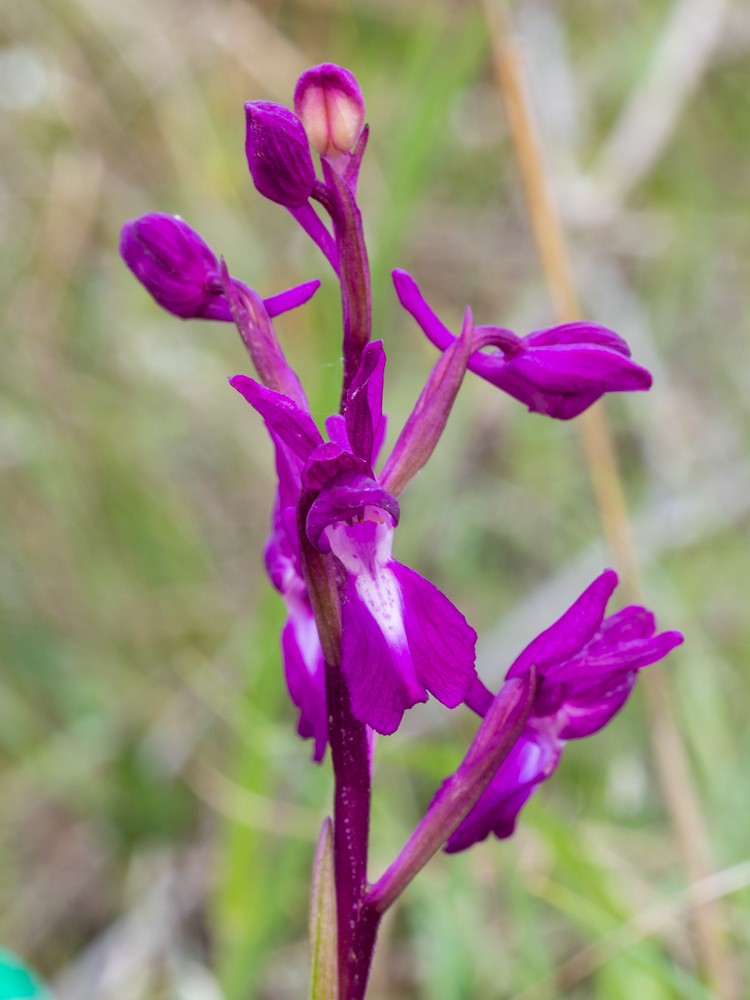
[326,507,425,702]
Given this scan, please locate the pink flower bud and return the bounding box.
[294,63,365,163]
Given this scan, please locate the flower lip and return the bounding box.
[294,63,365,159]
[244,101,316,207]
[328,509,477,734]
[306,473,400,551]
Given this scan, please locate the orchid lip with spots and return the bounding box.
[120,62,682,1000]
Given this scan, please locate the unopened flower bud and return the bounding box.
[121,212,321,324]
[120,212,223,319]
[294,63,364,160]
[244,102,316,208]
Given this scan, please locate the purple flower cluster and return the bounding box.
[448,570,682,851]
[120,61,682,1000]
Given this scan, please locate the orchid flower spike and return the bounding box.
[393,269,653,420]
[120,213,319,322]
[446,570,683,852]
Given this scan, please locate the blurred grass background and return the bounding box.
[1,0,750,997]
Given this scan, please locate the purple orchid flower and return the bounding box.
[392,269,652,420]
[445,570,683,852]
[120,213,320,322]
[123,57,692,998]
[230,339,478,736]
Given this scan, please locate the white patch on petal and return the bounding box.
[525,716,566,779]
[270,544,323,680]
[325,507,425,702]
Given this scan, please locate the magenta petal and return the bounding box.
[269,429,305,513]
[339,572,426,736]
[547,625,684,688]
[201,296,234,322]
[229,375,323,460]
[555,673,637,739]
[263,279,321,317]
[524,322,631,356]
[392,269,455,350]
[445,727,561,852]
[282,616,328,762]
[324,413,352,450]
[394,563,477,709]
[592,605,657,643]
[328,515,475,733]
[393,269,652,420]
[301,441,371,490]
[470,354,606,419]
[543,390,606,420]
[465,677,494,717]
[507,570,619,679]
[507,345,652,394]
[345,340,385,465]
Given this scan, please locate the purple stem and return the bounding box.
[326,658,371,999]
[288,201,340,275]
[296,488,371,999]
[316,166,372,410]
[343,671,536,1000]
[367,670,534,911]
[221,261,308,408]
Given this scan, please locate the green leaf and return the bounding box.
[309,817,338,1000]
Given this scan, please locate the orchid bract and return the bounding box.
[120,62,682,1000]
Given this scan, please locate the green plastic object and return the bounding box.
[0,948,50,1000]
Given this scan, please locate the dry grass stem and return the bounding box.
[512,859,750,1000]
